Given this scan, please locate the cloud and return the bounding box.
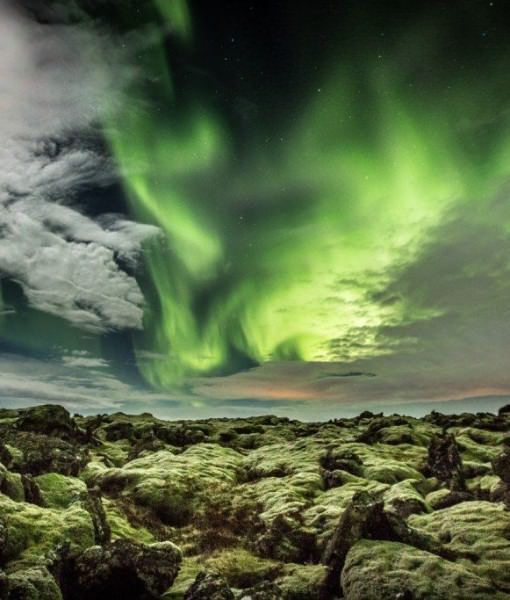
[0,2,156,332]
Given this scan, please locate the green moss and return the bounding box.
[409,501,510,592]
[276,563,327,599]
[304,479,388,551]
[0,493,94,565]
[162,557,202,599]
[6,566,62,600]
[453,429,502,463]
[203,548,281,588]
[376,425,430,447]
[465,474,502,497]
[425,488,451,509]
[103,498,155,544]
[342,539,507,599]
[0,470,25,502]
[84,445,243,526]
[91,440,131,466]
[362,457,423,484]
[383,479,429,516]
[35,473,86,509]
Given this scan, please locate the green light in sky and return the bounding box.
[105,1,510,388]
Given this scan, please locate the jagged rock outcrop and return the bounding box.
[425,433,464,491]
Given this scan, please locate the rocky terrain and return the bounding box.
[0,404,509,599]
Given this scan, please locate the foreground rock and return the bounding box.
[0,404,509,599]
[342,539,507,599]
[65,539,181,600]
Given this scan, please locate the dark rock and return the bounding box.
[463,462,491,478]
[255,515,317,563]
[1,433,88,477]
[356,415,410,444]
[320,449,363,476]
[127,435,166,461]
[0,570,7,600]
[492,447,510,508]
[322,469,350,490]
[21,474,44,506]
[321,490,453,596]
[429,490,474,510]
[395,591,415,600]
[184,571,234,600]
[425,433,464,491]
[103,421,135,442]
[388,497,427,520]
[16,405,79,441]
[320,491,390,596]
[0,518,7,564]
[498,404,510,416]
[66,539,181,600]
[0,446,13,470]
[236,582,282,599]
[153,424,207,447]
[492,447,510,485]
[81,486,111,545]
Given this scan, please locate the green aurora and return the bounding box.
[102,1,510,388]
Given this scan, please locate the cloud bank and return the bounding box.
[0,1,158,332]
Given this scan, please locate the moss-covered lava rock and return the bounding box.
[0,404,509,599]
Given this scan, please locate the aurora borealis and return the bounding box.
[1,0,510,418]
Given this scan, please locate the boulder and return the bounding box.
[16,406,79,440]
[341,540,506,599]
[67,539,181,600]
[5,567,62,600]
[184,571,234,600]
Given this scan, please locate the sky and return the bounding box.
[1,0,510,419]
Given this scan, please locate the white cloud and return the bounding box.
[0,2,157,332]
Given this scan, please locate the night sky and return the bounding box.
[1,0,510,419]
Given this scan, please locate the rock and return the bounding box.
[356,415,410,444]
[492,447,510,484]
[21,474,44,506]
[0,492,95,567]
[0,518,8,564]
[1,433,88,477]
[320,491,387,595]
[81,486,111,545]
[341,540,506,599]
[320,490,452,596]
[35,474,87,510]
[0,570,7,600]
[236,581,282,599]
[103,421,135,442]
[67,539,181,600]
[320,449,363,476]
[425,433,464,491]
[2,406,510,599]
[492,448,510,508]
[202,548,281,589]
[5,566,62,600]
[15,406,79,441]
[184,571,234,600]
[409,501,510,591]
[255,514,317,563]
[276,564,328,599]
[425,490,473,510]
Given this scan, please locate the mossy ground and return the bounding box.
[1,406,509,598]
